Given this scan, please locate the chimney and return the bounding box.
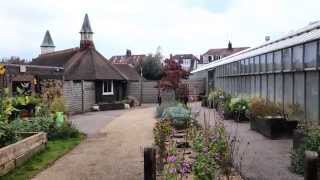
[265,36,270,42]
[126,49,132,57]
[228,41,232,50]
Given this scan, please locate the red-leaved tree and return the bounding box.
[159,58,189,97]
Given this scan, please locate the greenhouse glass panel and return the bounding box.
[283,48,292,71]
[251,76,255,95]
[294,72,305,120]
[304,41,317,69]
[240,60,245,74]
[267,52,273,72]
[245,59,249,74]
[274,51,282,71]
[250,58,255,73]
[260,54,266,72]
[275,74,283,103]
[255,75,261,97]
[267,74,275,102]
[255,56,260,73]
[261,75,267,99]
[284,73,293,105]
[293,45,303,70]
[306,71,319,123]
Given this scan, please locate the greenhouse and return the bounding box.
[191,22,320,124]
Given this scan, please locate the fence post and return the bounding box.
[144,147,156,180]
[304,150,318,180]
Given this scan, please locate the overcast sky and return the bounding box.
[0,0,319,60]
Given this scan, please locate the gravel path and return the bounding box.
[190,102,303,180]
[32,106,156,180]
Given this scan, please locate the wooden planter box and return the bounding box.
[250,117,298,139]
[98,103,125,111]
[0,132,47,176]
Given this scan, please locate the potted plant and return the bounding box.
[249,98,297,139]
[229,97,249,122]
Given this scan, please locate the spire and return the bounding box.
[80,14,93,33]
[80,14,94,49]
[41,30,55,47]
[40,30,55,54]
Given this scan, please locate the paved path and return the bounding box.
[190,102,303,180]
[33,106,156,180]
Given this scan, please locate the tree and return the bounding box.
[1,56,27,64]
[138,47,163,80]
[159,58,189,96]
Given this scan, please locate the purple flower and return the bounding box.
[202,147,209,153]
[179,160,191,175]
[167,155,177,163]
[169,167,177,174]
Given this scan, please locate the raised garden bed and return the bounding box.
[250,116,298,139]
[98,102,125,111]
[0,132,47,176]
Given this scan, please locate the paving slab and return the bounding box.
[190,102,303,180]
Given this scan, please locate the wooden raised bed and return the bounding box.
[98,102,125,111]
[0,132,47,176]
[250,116,298,139]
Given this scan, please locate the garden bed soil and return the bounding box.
[0,132,47,176]
[250,117,298,139]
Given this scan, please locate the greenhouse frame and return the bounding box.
[191,22,320,123]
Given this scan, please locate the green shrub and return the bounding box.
[50,97,67,113]
[10,117,80,140]
[291,128,320,174]
[48,121,80,140]
[155,101,178,118]
[229,98,249,114]
[0,121,17,147]
[162,103,191,129]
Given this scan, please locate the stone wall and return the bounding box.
[63,81,96,114]
[0,132,47,176]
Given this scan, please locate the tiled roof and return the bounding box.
[172,54,200,61]
[31,48,125,81]
[113,64,141,81]
[203,47,249,57]
[110,54,146,65]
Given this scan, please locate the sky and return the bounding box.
[0,0,319,60]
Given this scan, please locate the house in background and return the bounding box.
[109,50,146,66]
[172,54,200,72]
[199,41,249,65]
[31,14,134,113]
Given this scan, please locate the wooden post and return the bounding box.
[304,150,318,180]
[144,147,156,180]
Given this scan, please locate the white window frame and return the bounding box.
[102,80,114,95]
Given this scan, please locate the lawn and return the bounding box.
[0,135,84,180]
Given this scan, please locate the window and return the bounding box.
[102,80,113,95]
[293,45,303,70]
[274,51,282,71]
[283,48,292,70]
[254,56,260,73]
[208,56,212,62]
[267,53,273,72]
[304,41,317,68]
[260,54,266,72]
